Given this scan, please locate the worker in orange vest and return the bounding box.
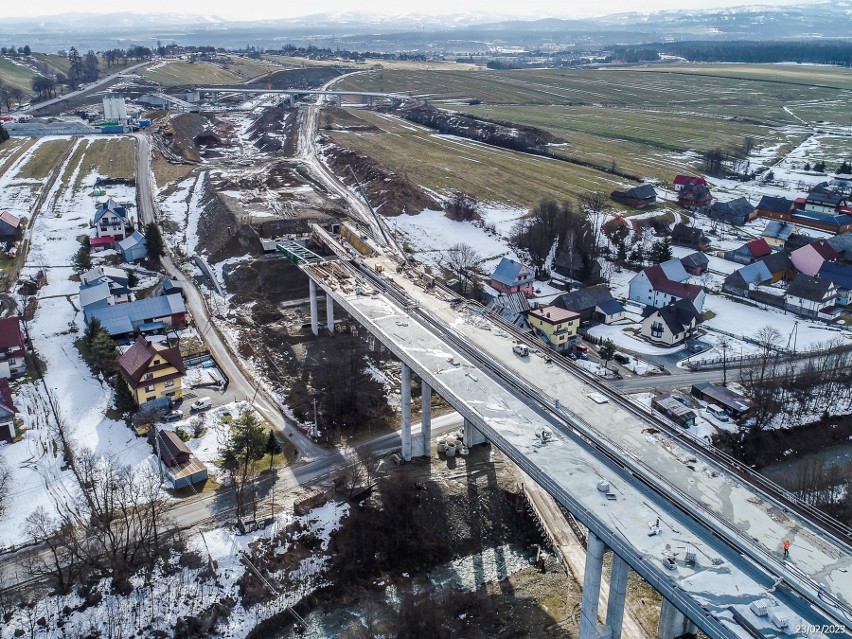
[783,539,790,558]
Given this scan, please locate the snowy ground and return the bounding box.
[0,138,161,547]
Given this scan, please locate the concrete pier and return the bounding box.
[421,381,432,457]
[326,292,334,334]
[463,417,487,447]
[580,532,606,639]
[658,599,691,639]
[606,553,629,639]
[309,279,318,336]
[401,362,412,461]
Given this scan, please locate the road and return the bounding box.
[25,61,149,114]
[134,134,326,460]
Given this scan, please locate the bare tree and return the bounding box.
[443,242,481,295]
[0,457,9,518]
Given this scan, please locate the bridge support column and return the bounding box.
[401,362,412,461]
[463,418,487,448]
[420,381,432,458]
[579,532,606,639]
[367,96,374,107]
[309,280,319,336]
[336,93,342,106]
[325,293,334,334]
[604,553,629,639]
[657,600,691,639]
[288,95,295,108]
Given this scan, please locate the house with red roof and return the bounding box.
[117,336,186,408]
[0,211,22,240]
[628,260,705,312]
[791,240,838,277]
[673,175,708,192]
[724,238,773,265]
[527,305,581,351]
[0,316,27,379]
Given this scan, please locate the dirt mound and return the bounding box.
[169,113,212,162]
[320,134,438,216]
[396,102,565,153]
[194,180,263,263]
[246,104,295,154]
[223,258,308,303]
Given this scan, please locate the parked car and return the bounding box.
[190,397,212,412]
[613,352,631,365]
[705,404,729,422]
[163,409,183,422]
[512,344,529,357]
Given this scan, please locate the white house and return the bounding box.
[628,260,705,313]
[92,199,128,241]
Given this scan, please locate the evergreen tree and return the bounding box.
[649,237,673,264]
[629,245,644,265]
[616,238,628,262]
[82,50,99,82]
[114,377,137,415]
[598,339,616,370]
[90,330,119,374]
[84,317,103,347]
[265,430,282,469]
[126,270,139,288]
[838,160,852,175]
[73,244,92,272]
[144,222,165,258]
[0,123,8,144]
[67,47,82,89]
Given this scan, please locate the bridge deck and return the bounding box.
[306,258,851,639]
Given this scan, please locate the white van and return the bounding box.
[512,344,529,357]
[190,397,212,412]
[706,404,729,422]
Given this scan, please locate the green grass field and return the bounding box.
[327,109,628,207]
[0,57,36,93]
[140,61,245,86]
[17,139,72,180]
[75,138,137,186]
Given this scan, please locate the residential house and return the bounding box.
[80,267,133,306]
[0,316,27,378]
[827,232,852,264]
[85,294,187,336]
[708,198,756,226]
[789,210,852,234]
[610,184,657,208]
[554,284,626,325]
[527,306,580,351]
[785,274,837,318]
[485,292,531,330]
[790,240,838,276]
[651,395,697,428]
[673,175,708,192]
[118,336,187,406]
[161,279,184,298]
[725,239,772,265]
[628,260,705,312]
[757,251,795,283]
[691,383,753,421]
[805,190,846,213]
[677,181,712,209]
[722,262,773,297]
[154,429,209,489]
[761,220,796,248]
[816,262,852,306]
[784,233,814,253]
[0,378,17,443]
[0,211,22,240]
[640,299,703,346]
[92,198,128,241]
[490,257,534,297]
[81,266,129,287]
[680,252,709,276]
[670,223,710,251]
[117,230,148,262]
[89,237,115,252]
[756,195,795,221]
[79,281,116,313]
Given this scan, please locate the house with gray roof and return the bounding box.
[680,252,709,276]
[670,224,709,251]
[722,262,773,298]
[553,284,626,324]
[84,294,187,336]
[118,230,148,262]
[708,198,756,226]
[640,299,703,346]
[761,220,796,248]
[785,274,837,318]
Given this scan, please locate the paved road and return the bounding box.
[134,134,326,460]
[25,61,149,114]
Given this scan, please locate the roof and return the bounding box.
[732,261,772,286]
[93,198,128,224]
[806,191,844,207]
[643,264,703,301]
[157,429,192,465]
[82,266,128,287]
[658,258,689,283]
[596,298,626,316]
[674,175,707,186]
[613,184,657,200]
[816,262,852,290]
[490,257,533,287]
[827,232,852,257]
[86,294,186,335]
[791,210,852,227]
[710,197,755,221]
[745,239,772,259]
[784,233,814,252]
[79,281,113,308]
[680,252,709,269]
[642,299,702,334]
[761,220,795,241]
[757,251,792,275]
[692,383,753,413]
[786,273,835,302]
[528,305,580,325]
[0,316,24,351]
[554,285,616,313]
[670,224,707,246]
[118,335,186,387]
[0,211,21,228]
[807,239,839,261]
[117,230,147,251]
[89,236,115,247]
[757,195,794,215]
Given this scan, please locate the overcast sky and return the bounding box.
[4,0,826,21]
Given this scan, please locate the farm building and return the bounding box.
[117,230,148,262]
[756,196,795,221]
[680,252,709,276]
[154,430,208,489]
[725,239,772,265]
[670,224,710,251]
[708,198,756,225]
[651,395,697,428]
[691,383,753,420]
[610,184,657,208]
[84,294,187,336]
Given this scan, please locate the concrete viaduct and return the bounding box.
[195,86,411,107]
[277,228,852,639]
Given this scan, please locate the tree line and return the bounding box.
[660,40,852,66]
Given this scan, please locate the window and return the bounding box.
[153,359,161,365]
[145,384,155,392]
[651,322,664,338]
[164,379,174,388]
[143,373,153,381]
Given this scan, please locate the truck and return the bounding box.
[101,125,127,134]
[512,344,529,357]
